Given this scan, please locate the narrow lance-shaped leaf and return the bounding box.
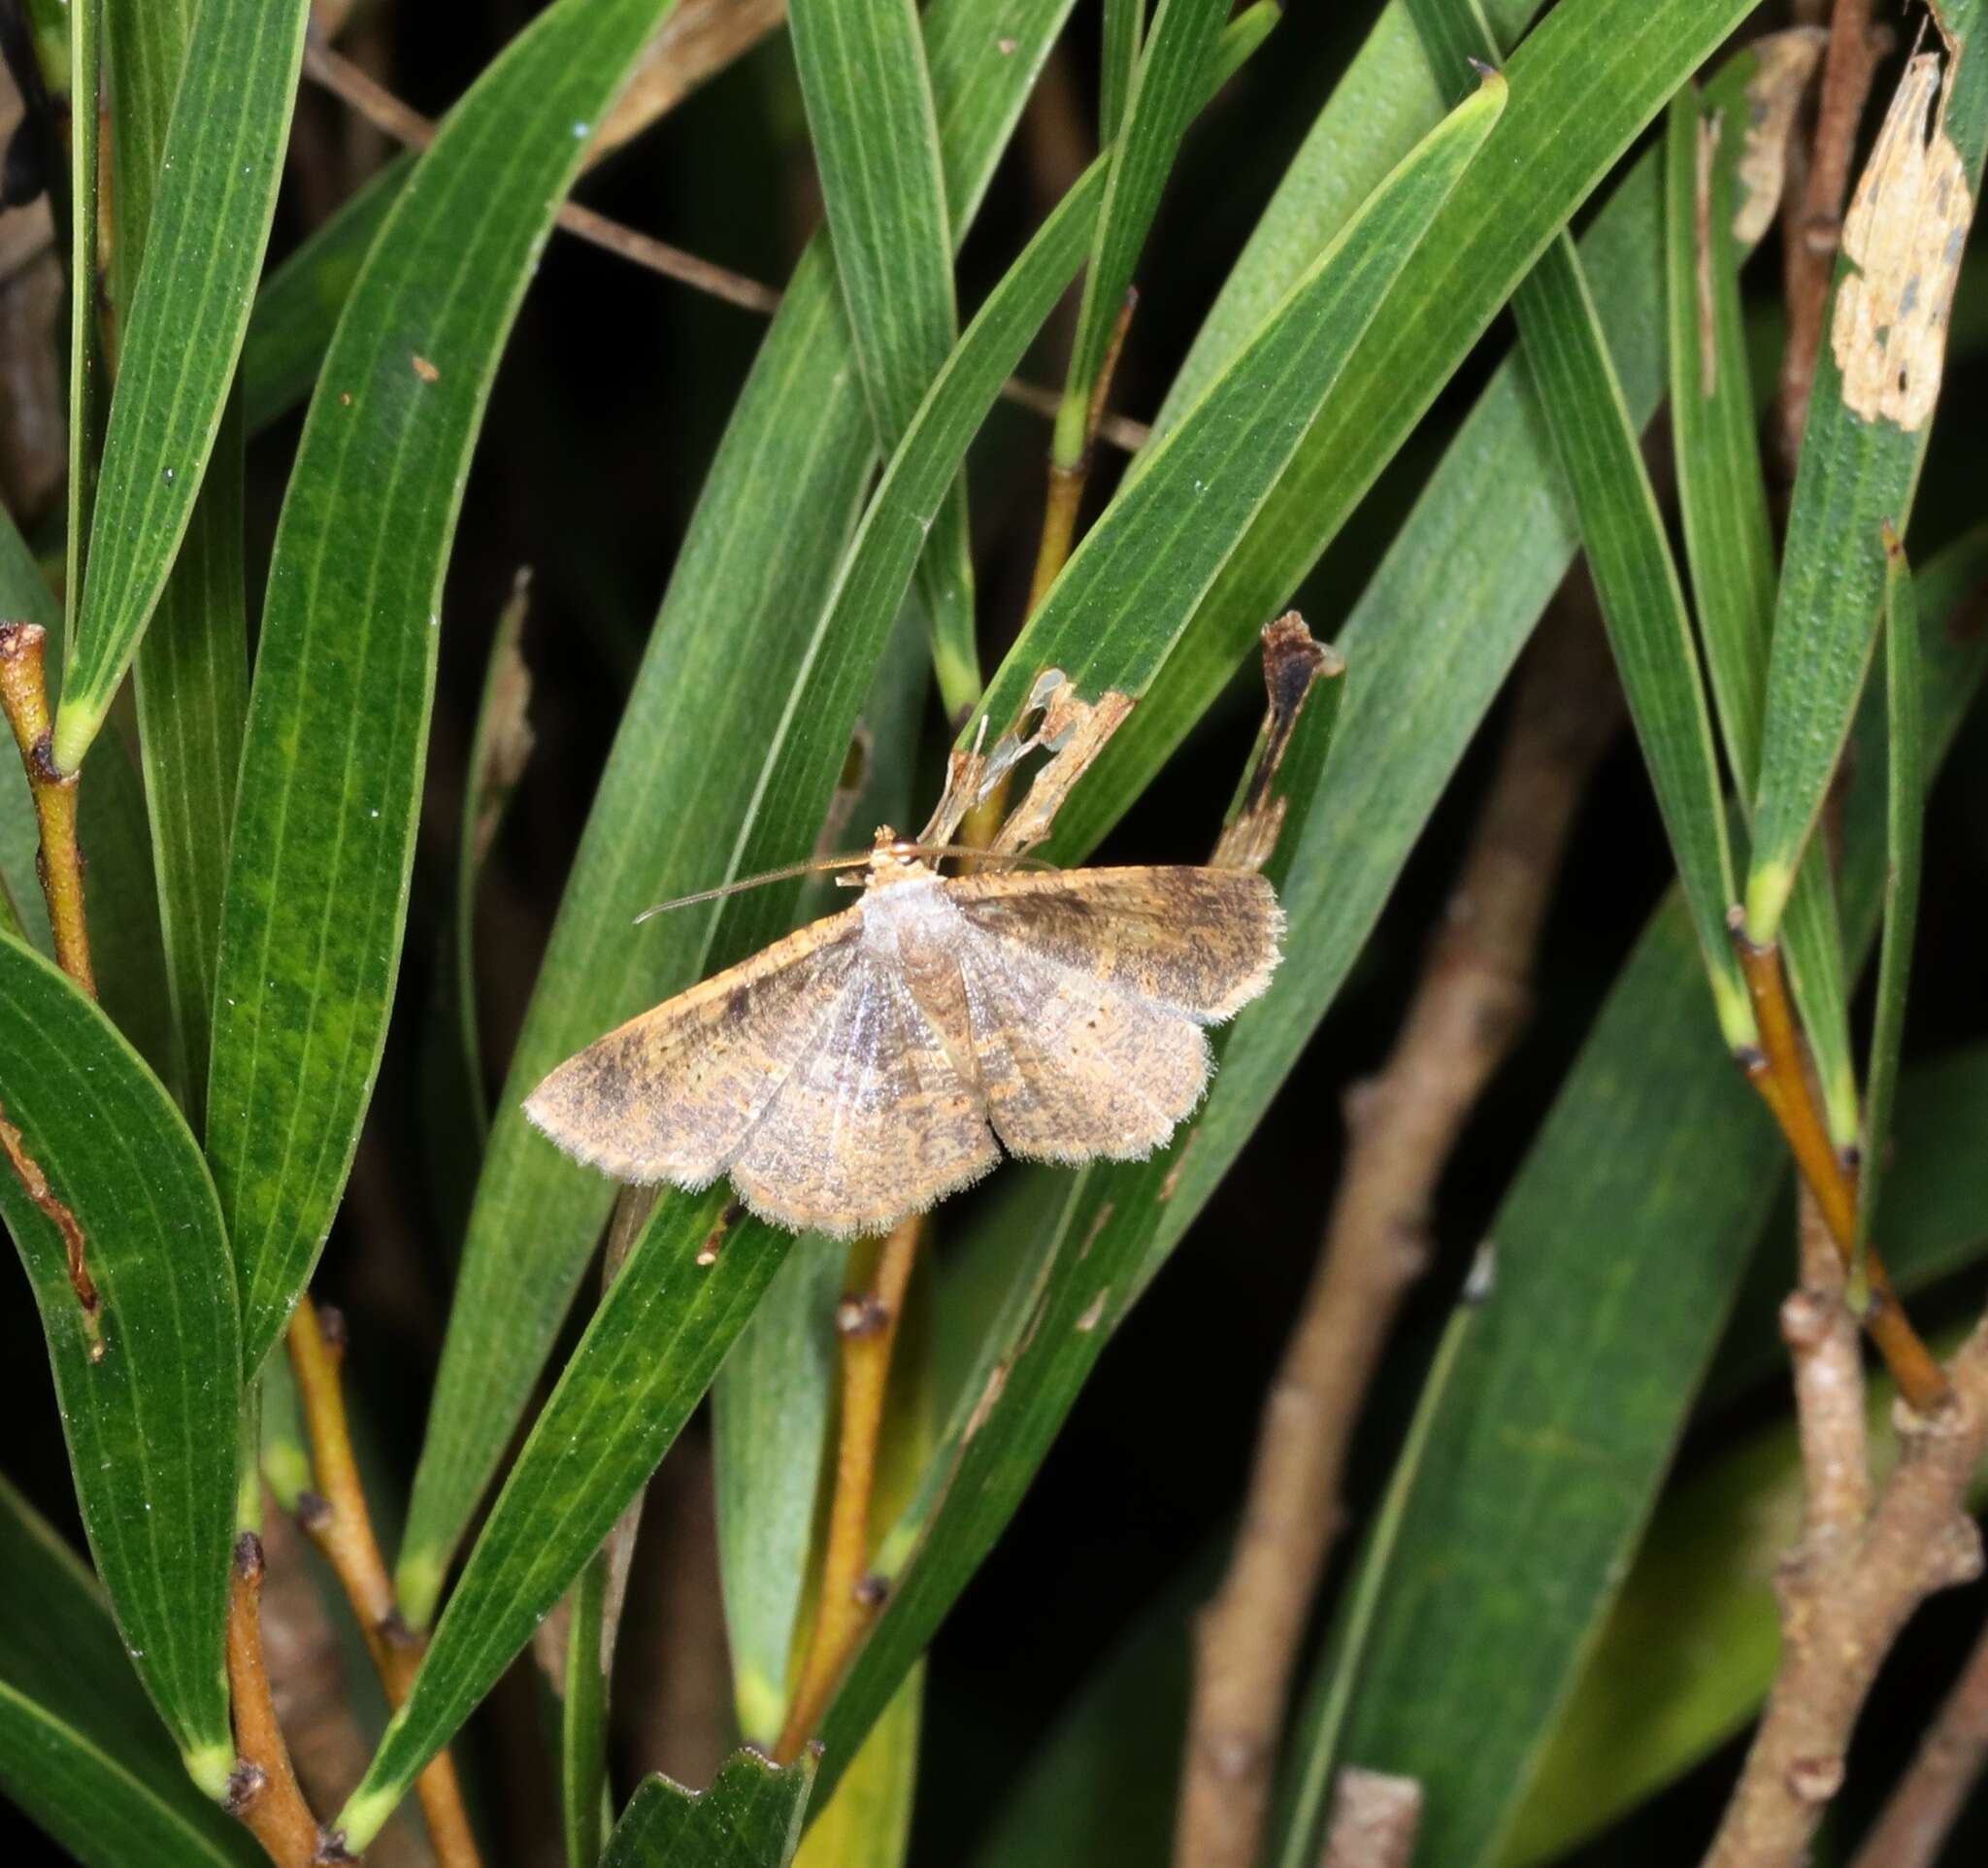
[0,1684,257,1868]
[0,508,60,954]
[1159,0,1548,425]
[0,1476,251,1849]
[0,935,240,1797]
[396,0,1115,1621]
[789,0,979,717]
[1407,0,1747,1043]
[61,0,104,637]
[1662,56,1859,1142]
[975,64,1507,740]
[1744,21,1988,941]
[51,0,310,771]
[1860,526,1923,1249]
[206,0,683,1380]
[240,154,414,436]
[106,0,252,1127]
[1054,0,1228,465]
[337,1186,794,1850]
[1101,0,1142,146]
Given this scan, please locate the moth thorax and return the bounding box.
[859,873,955,964]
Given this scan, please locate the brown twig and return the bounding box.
[256,1510,428,1868]
[298,38,1144,452]
[1319,1767,1424,1868]
[1172,606,1622,1868]
[287,1299,481,1868]
[1730,924,1951,1415]
[1850,1606,1988,1868]
[1028,289,1138,611]
[1777,0,1883,473]
[0,621,95,994]
[226,1532,338,1868]
[773,1213,922,1764]
[1699,1322,1988,1868]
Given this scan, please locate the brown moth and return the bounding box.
[523,830,1283,1237]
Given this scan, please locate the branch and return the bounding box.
[296,40,1150,456]
[1730,926,1951,1414]
[1777,0,1884,472]
[1172,605,1622,1868]
[226,1532,340,1868]
[287,1299,481,1868]
[773,1213,922,1764]
[1850,1606,1988,1868]
[0,621,94,993]
[1700,1323,1988,1868]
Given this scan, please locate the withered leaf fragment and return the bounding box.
[525,836,1283,1237]
[1829,50,1972,433]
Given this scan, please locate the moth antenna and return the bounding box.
[637,845,1057,921]
[633,853,874,922]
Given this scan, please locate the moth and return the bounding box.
[523,828,1283,1238]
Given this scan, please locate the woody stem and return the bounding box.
[287,1299,481,1868]
[773,1215,922,1763]
[0,623,94,996]
[1729,922,1950,1414]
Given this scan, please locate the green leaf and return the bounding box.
[1409,0,1742,1038]
[80,727,179,1093]
[105,0,251,1128]
[336,1188,795,1851]
[1100,0,1142,146]
[397,0,1086,1617]
[51,0,309,770]
[206,0,682,1381]
[1053,0,1227,466]
[600,1751,817,1868]
[1664,66,1860,1140]
[61,0,105,643]
[0,935,239,1796]
[1861,528,1924,1249]
[1664,82,1774,792]
[1744,18,1988,940]
[0,1478,259,1866]
[1324,522,1988,1868]
[1043,0,1764,871]
[1158,0,1546,428]
[241,155,413,437]
[0,1683,252,1868]
[975,63,1505,737]
[789,0,978,717]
